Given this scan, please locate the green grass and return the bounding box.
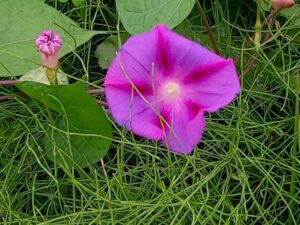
[0,0,299,224]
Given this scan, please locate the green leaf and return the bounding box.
[278,4,300,18]
[72,0,84,7]
[261,1,300,18]
[175,21,195,41]
[19,67,69,85]
[16,81,112,168]
[0,0,103,77]
[116,0,195,34]
[95,33,130,69]
[279,4,300,43]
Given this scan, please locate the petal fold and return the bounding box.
[161,106,206,154]
[105,87,163,140]
[185,59,240,112]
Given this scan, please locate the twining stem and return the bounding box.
[0,80,19,86]
[44,67,58,85]
[0,89,107,107]
[288,74,300,225]
[42,98,55,125]
[242,29,272,76]
[242,55,258,76]
[88,88,104,95]
[262,9,277,28]
[0,92,25,102]
[95,99,108,107]
[196,0,220,55]
[0,95,14,102]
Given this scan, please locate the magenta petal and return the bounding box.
[105,87,163,140]
[119,24,226,76]
[162,108,206,154]
[105,46,163,140]
[105,35,164,140]
[40,52,60,69]
[185,59,240,112]
[122,24,214,74]
[36,30,62,55]
[155,25,172,70]
[152,25,226,75]
[104,50,152,87]
[121,27,159,73]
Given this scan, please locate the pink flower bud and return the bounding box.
[36,30,62,69]
[272,0,295,10]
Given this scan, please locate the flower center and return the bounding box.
[162,81,182,101]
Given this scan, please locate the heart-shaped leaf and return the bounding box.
[0,0,105,77]
[175,21,195,41]
[95,33,130,69]
[116,0,195,34]
[16,81,112,168]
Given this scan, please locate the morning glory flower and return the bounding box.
[36,30,62,69]
[104,25,240,154]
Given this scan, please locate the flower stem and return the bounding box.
[288,74,299,225]
[42,98,55,125]
[44,67,58,85]
[95,99,108,107]
[0,95,14,102]
[0,80,19,86]
[262,9,277,28]
[196,0,219,55]
[0,92,25,103]
[254,0,262,51]
[88,88,105,95]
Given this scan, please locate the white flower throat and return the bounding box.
[162,81,182,101]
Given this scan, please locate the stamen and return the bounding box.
[163,81,182,101]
